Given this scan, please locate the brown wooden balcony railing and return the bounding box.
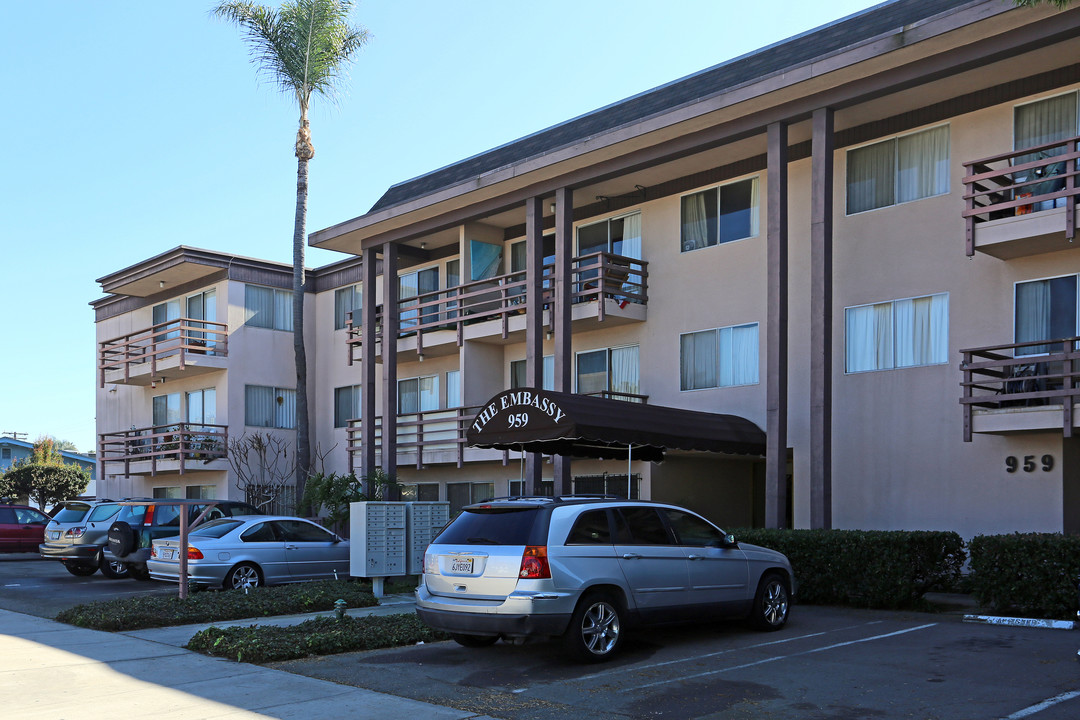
[99,318,228,387]
[345,393,648,469]
[345,252,647,362]
[99,423,228,476]
[959,338,1080,441]
[962,135,1080,255]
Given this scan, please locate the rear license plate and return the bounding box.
[161,549,175,560]
[49,532,60,540]
[450,557,474,574]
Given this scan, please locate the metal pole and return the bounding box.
[178,505,189,600]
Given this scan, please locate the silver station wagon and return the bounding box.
[415,496,794,661]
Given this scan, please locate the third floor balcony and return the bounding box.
[963,135,1080,259]
[99,318,228,387]
[345,251,648,364]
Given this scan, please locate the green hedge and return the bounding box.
[733,528,965,609]
[186,614,448,663]
[55,580,377,631]
[968,533,1080,619]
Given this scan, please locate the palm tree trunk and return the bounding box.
[293,154,311,514]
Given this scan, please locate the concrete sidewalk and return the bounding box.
[0,603,496,720]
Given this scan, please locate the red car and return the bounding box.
[0,503,50,553]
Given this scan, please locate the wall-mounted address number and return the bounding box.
[1005,455,1054,473]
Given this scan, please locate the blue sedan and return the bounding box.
[147,515,350,589]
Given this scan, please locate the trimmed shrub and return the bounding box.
[968,533,1080,619]
[55,580,377,631]
[186,613,448,663]
[732,528,965,609]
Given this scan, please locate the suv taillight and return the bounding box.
[143,506,155,526]
[519,546,550,579]
[65,527,85,538]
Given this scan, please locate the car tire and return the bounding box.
[107,521,136,558]
[98,552,130,579]
[224,562,262,590]
[751,573,790,631]
[450,633,499,648]
[562,591,624,662]
[62,560,98,577]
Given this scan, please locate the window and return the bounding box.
[446,371,462,409]
[334,385,362,428]
[334,284,362,330]
[186,485,215,499]
[186,388,216,429]
[846,125,949,214]
[577,346,639,399]
[245,385,297,429]
[509,479,554,497]
[566,509,612,545]
[398,375,439,414]
[681,177,759,251]
[511,356,554,391]
[152,393,181,428]
[186,290,217,351]
[579,212,642,259]
[510,235,556,294]
[152,299,181,340]
[400,268,439,330]
[574,474,640,499]
[615,507,672,545]
[845,293,948,372]
[1014,93,1078,211]
[447,482,495,515]
[469,240,502,282]
[244,285,293,331]
[662,508,725,546]
[1015,275,1078,355]
[2,448,11,460]
[400,483,440,502]
[152,486,181,499]
[680,323,759,390]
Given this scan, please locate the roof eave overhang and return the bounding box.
[309,0,1038,254]
[95,246,293,298]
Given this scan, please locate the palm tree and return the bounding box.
[214,0,370,511]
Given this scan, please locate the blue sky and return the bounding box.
[0,0,877,453]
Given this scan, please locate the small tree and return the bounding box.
[227,432,298,514]
[302,467,397,534]
[2,464,90,511]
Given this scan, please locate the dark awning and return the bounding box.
[465,388,765,462]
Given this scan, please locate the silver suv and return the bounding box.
[415,496,794,661]
[39,500,129,579]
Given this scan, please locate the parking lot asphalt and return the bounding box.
[4,555,1080,719]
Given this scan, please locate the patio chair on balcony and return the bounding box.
[1002,362,1046,406]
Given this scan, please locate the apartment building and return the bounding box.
[94,0,1080,537]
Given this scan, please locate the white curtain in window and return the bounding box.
[847,141,896,214]
[542,355,554,392]
[398,379,418,414]
[273,389,296,429]
[681,331,716,390]
[245,385,274,427]
[335,286,360,330]
[610,346,640,396]
[747,178,761,238]
[244,286,272,328]
[846,304,895,372]
[446,371,461,408]
[730,324,759,385]
[419,376,439,411]
[1015,93,1077,154]
[620,213,642,260]
[273,290,294,332]
[681,192,710,251]
[1016,280,1051,356]
[897,126,949,204]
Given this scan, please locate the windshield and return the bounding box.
[53,503,91,523]
[433,507,542,546]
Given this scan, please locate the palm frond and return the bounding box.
[213,0,370,112]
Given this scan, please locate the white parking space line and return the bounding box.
[573,620,886,684]
[635,623,939,690]
[1002,690,1080,719]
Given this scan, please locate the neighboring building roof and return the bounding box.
[368,0,976,215]
[0,437,95,467]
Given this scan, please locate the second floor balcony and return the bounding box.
[99,318,228,387]
[345,252,648,364]
[959,338,1080,440]
[99,422,229,476]
[963,135,1080,259]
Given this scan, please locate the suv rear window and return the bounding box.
[53,503,92,523]
[87,504,121,522]
[434,507,543,546]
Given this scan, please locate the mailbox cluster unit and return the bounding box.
[349,501,450,579]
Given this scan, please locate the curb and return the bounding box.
[962,614,1076,630]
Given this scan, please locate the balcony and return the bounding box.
[345,252,648,363]
[963,136,1080,259]
[99,423,228,476]
[99,319,228,387]
[345,391,648,469]
[959,338,1080,440]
